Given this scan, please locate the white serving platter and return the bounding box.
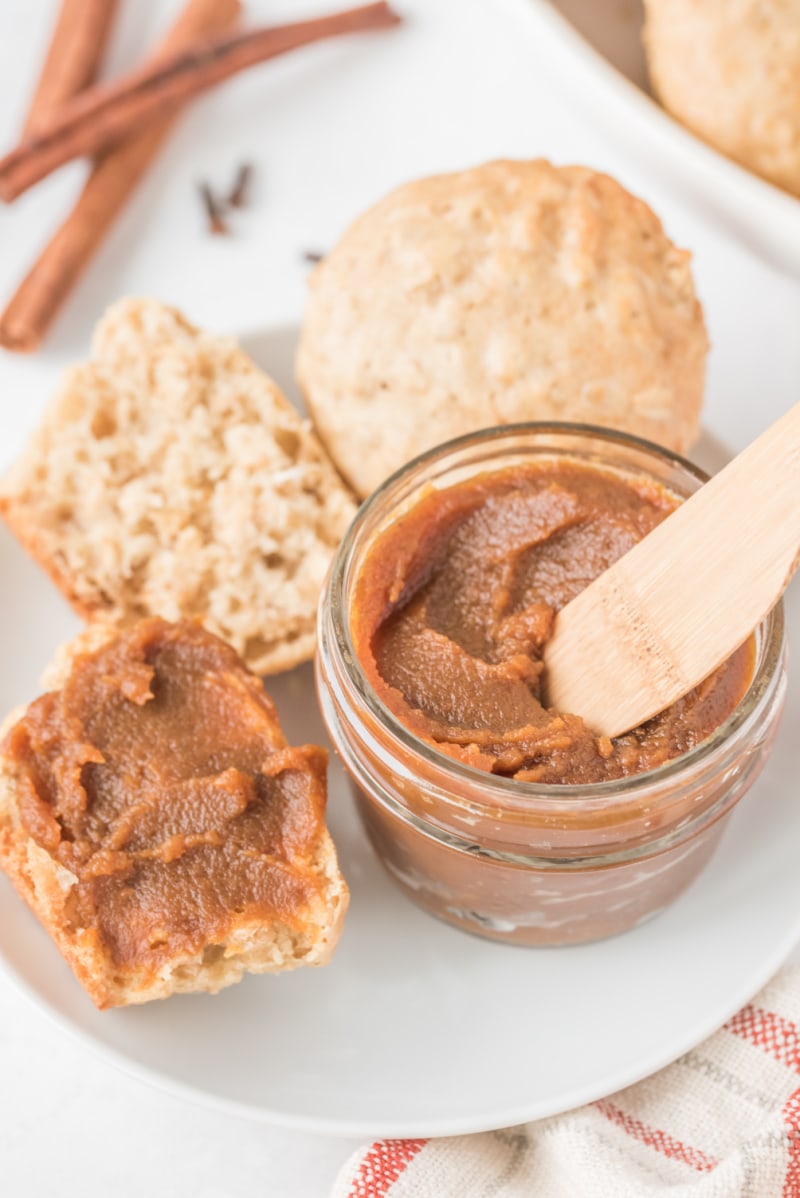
[1,327,799,1138]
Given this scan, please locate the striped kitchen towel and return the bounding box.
[332,965,800,1197]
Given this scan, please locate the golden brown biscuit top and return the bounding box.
[297,159,708,498]
[3,618,329,970]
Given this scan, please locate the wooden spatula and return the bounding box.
[544,402,800,738]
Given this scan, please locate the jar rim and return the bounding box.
[323,421,786,808]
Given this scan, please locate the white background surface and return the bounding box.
[1,1,799,1195]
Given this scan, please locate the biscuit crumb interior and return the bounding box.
[0,298,356,674]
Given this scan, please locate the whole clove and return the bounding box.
[198,181,228,234]
[227,161,253,208]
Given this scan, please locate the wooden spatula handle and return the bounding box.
[545,402,800,738]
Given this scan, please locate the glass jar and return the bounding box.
[316,424,787,945]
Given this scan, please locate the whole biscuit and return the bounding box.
[296,160,708,499]
[643,0,800,197]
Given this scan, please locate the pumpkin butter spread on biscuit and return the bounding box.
[0,619,347,1008]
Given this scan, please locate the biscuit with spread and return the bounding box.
[296,159,708,498]
[0,618,348,1008]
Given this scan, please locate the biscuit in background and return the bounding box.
[0,618,348,1009]
[643,0,800,198]
[0,298,357,675]
[296,159,708,499]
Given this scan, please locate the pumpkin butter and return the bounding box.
[320,430,784,946]
[3,619,328,971]
[352,461,753,783]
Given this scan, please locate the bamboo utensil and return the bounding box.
[545,404,800,738]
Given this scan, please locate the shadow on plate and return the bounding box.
[239,324,304,412]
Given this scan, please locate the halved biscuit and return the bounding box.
[0,298,357,674]
[0,619,348,1009]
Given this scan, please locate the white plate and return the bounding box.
[504,0,800,278]
[0,327,799,1139]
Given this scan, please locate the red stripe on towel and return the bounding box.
[347,1139,428,1197]
[782,1087,800,1197]
[595,1100,718,1173]
[727,1006,800,1072]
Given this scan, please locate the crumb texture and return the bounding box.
[297,159,708,498]
[0,298,356,674]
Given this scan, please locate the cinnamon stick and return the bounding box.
[0,0,241,353]
[23,0,119,135]
[0,3,401,203]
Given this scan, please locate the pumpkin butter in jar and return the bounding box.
[317,425,787,945]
